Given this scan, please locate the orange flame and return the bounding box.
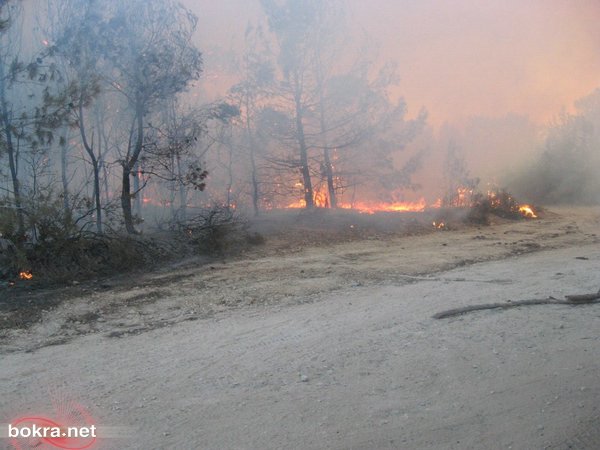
[432,221,445,229]
[286,186,330,208]
[19,271,33,280]
[339,198,427,214]
[314,187,328,208]
[285,186,432,213]
[518,205,537,218]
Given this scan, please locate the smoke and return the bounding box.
[349,0,600,127]
[3,0,599,240]
[508,90,600,205]
[183,0,600,203]
[187,0,600,126]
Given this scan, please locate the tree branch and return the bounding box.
[433,291,600,319]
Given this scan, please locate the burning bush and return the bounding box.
[469,189,538,224]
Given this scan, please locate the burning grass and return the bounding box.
[280,185,538,222]
[0,190,538,289]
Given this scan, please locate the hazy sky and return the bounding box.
[189,0,600,129]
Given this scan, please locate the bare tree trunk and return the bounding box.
[102,161,110,206]
[0,60,25,236]
[121,101,145,234]
[91,160,102,234]
[225,145,234,210]
[323,147,336,208]
[60,132,70,214]
[169,152,176,221]
[292,74,314,209]
[317,90,335,208]
[94,107,112,220]
[133,161,141,219]
[78,98,102,233]
[315,48,336,209]
[244,97,260,216]
[121,165,136,234]
[176,152,187,222]
[249,149,260,216]
[318,99,336,207]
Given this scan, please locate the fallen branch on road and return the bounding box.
[433,291,600,319]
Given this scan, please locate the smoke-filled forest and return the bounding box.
[1,2,600,448]
[1,0,598,239]
[0,0,428,241]
[0,0,598,285]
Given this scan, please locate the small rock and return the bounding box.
[300,374,309,382]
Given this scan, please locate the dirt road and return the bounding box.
[1,208,600,449]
